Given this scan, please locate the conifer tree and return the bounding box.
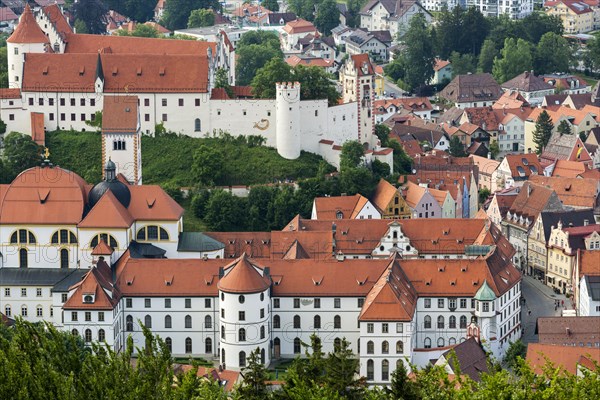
[533,110,554,154]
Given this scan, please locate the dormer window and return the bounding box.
[336,211,343,219]
[83,295,94,303]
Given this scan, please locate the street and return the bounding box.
[520,275,571,344]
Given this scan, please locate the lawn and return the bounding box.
[267,359,295,382]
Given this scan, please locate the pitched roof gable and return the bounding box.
[370,179,399,212]
[217,254,271,293]
[79,190,134,228]
[7,4,49,44]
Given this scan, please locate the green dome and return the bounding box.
[475,280,496,301]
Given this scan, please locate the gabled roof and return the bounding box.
[434,58,451,72]
[7,4,49,44]
[502,71,554,92]
[440,73,503,104]
[359,256,417,321]
[313,194,372,219]
[91,240,114,255]
[282,240,311,259]
[493,90,530,110]
[526,343,600,375]
[537,316,600,346]
[502,154,542,178]
[441,337,489,382]
[551,160,588,178]
[507,182,563,224]
[78,190,134,229]
[43,4,73,39]
[350,53,374,76]
[539,209,596,243]
[217,254,271,294]
[102,96,139,133]
[64,262,118,310]
[283,18,316,35]
[0,7,18,22]
[370,179,399,213]
[529,175,599,208]
[127,185,184,221]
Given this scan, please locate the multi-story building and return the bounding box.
[466,0,534,19]
[545,0,594,34]
[359,0,432,39]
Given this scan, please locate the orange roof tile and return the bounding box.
[43,4,73,39]
[92,240,114,255]
[127,185,184,221]
[204,232,272,258]
[526,343,600,375]
[503,154,543,178]
[580,250,600,276]
[434,58,450,71]
[370,179,399,213]
[79,190,134,229]
[102,96,139,133]
[529,175,599,208]
[0,88,21,99]
[271,230,333,260]
[7,4,49,44]
[551,160,588,178]
[283,19,316,34]
[217,254,271,294]
[313,194,370,219]
[64,262,118,310]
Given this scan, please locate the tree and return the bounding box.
[161,0,220,30]
[492,38,533,83]
[314,0,340,36]
[192,145,224,187]
[533,110,554,154]
[434,6,489,59]
[237,30,282,49]
[0,47,8,88]
[478,188,491,206]
[489,140,500,159]
[387,361,419,400]
[72,0,108,34]
[504,340,527,371]
[85,111,103,130]
[346,0,366,27]
[448,136,466,157]
[251,57,294,98]
[396,14,435,92]
[324,337,361,395]
[450,51,477,77]
[204,190,247,231]
[246,185,276,231]
[188,9,215,28]
[235,30,283,86]
[73,18,88,34]
[287,0,317,21]
[236,348,269,399]
[535,32,572,75]
[215,68,234,98]
[340,141,364,171]
[557,119,572,136]
[130,24,160,37]
[262,0,280,12]
[478,39,497,74]
[0,118,6,135]
[2,132,42,180]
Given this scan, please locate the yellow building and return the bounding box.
[374,65,385,97]
[370,179,411,219]
[545,1,594,34]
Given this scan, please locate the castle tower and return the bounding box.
[275,82,301,160]
[6,4,49,89]
[101,96,142,185]
[217,254,271,370]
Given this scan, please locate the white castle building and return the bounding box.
[0,5,391,169]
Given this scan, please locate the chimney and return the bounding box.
[263,267,270,277]
[487,152,491,159]
[584,219,589,226]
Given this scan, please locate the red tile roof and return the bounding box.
[7,4,49,44]
[78,190,134,229]
[434,58,450,72]
[283,19,316,35]
[529,175,599,208]
[43,4,73,39]
[503,154,542,178]
[64,261,118,310]
[0,88,21,99]
[218,254,271,294]
[92,240,114,255]
[312,194,371,219]
[527,343,600,375]
[370,179,399,213]
[102,96,139,133]
[580,250,600,276]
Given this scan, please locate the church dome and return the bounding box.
[88,159,131,209]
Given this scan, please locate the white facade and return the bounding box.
[579,275,600,317]
[465,0,533,19]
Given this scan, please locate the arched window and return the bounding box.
[205,315,212,329]
[449,337,456,345]
[165,315,172,329]
[19,249,28,268]
[98,329,105,342]
[239,328,246,342]
[273,315,280,329]
[60,248,69,269]
[185,315,192,329]
[396,340,404,354]
[437,337,445,348]
[126,315,133,331]
[261,348,265,364]
[185,337,192,353]
[84,329,92,343]
[239,351,247,367]
[293,337,301,354]
[144,315,152,328]
[21,305,27,317]
[239,295,245,304]
[90,233,118,249]
[334,315,341,329]
[424,337,431,349]
[334,337,341,350]
[367,340,374,354]
[460,315,467,329]
[194,118,201,132]
[4,305,11,317]
[424,315,431,329]
[10,229,36,244]
[382,340,389,354]
[449,315,456,329]
[51,230,77,244]
[221,325,225,339]
[293,315,300,329]
[393,231,398,239]
[260,325,265,339]
[367,359,374,380]
[437,316,445,329]
[136,226,169,241]
[314,315,321,329]
[165,337,172,352]
[72,329,79,336]
[205,337,212,353]
[382,359,389,381]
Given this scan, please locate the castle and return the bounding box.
[0,4,392,169]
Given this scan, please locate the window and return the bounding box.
[4,306,10,317]
[314,298,321,308]
[205,299,211,308]
[90,99,95,107]
[185,315,192,329]
[449,316,456,329]
[438,299,445,308]
[221,325,225,339]
[460,315,467,329]
[274,299,280,308]
[334,337,341,350]
[424,315,431,329]
[144,99,150,107]
[449,298,457,309]
[72,329,78,336]
[19,249,28,268]
[437,316,445,329]
[367,341,374,354]
[382,340,389,354]
[483,302,490,312]
[239,328,246,342]
[334,315,341,329]
[205,315,212,329]
[396,323,403,333]
[21,288,26,297]
[162,99,167,106]
[358,298,364,307]
[113,140,126,151]
[239,311,245,321]
[145,299,151,308]
[162,114,167,121]
[126,299,132,308]
[314,315,321,329]
[98,329,105,342]
[85,311,92,322]
[424,337,431,349]
[382,323,388,333]
[90,234,117,249]
[165,298,171,308]
[10,229,36,244]
[194,118,201,132]
[293,315,301,329]
[424,299,431,308]
[21,305,28,317]
[36,288,42,297]
[205,337,212,354]
[29,97,33,106]
[4,288,9,297]
[334,298,341,308]
[382,360,389,381]
[294,298,300,308]
[145,114,150,122]
[437,337,445,348]
[260,308,264,318]
[195,98,200,107]
[60,249,69,269]
[61,113,65,121]
[238,295,245,304]
[396,340,404,354]
[185,298,191,308]
[84,329,92,343]
[98,312,104,322]
[36,306,43,317]
[179,99,184,106]
[367,360,374,380]
[80,98,85,106]
[126,315,133,331]
[367,323,374,333]
[136,226,169,241]
[274,315,280,328]
[165,337,172,352]
[260,325,265,339]
[70,98,76,106]
[221,309,224,318]
[185,337,192,354]
[71,113,75,121]
[460,298,467,308]
[165,315,172,328]
[71,311,78,321]
[294,338,301,354]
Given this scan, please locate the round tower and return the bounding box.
[473,280,497,342]
[7,4,49,89]
[275,81,301,160]
[217,254,271,370]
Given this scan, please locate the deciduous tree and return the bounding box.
[72,0,108,34]
[478,39,497,73]
[535,32,572,75]
[396,13,435,92]
[314,0,340,36]
[192,144,224,187]
[262,0,280,12]
[492,38,533,83]
[188,9,215,28]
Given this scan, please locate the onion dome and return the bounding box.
[89,159,131,209]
